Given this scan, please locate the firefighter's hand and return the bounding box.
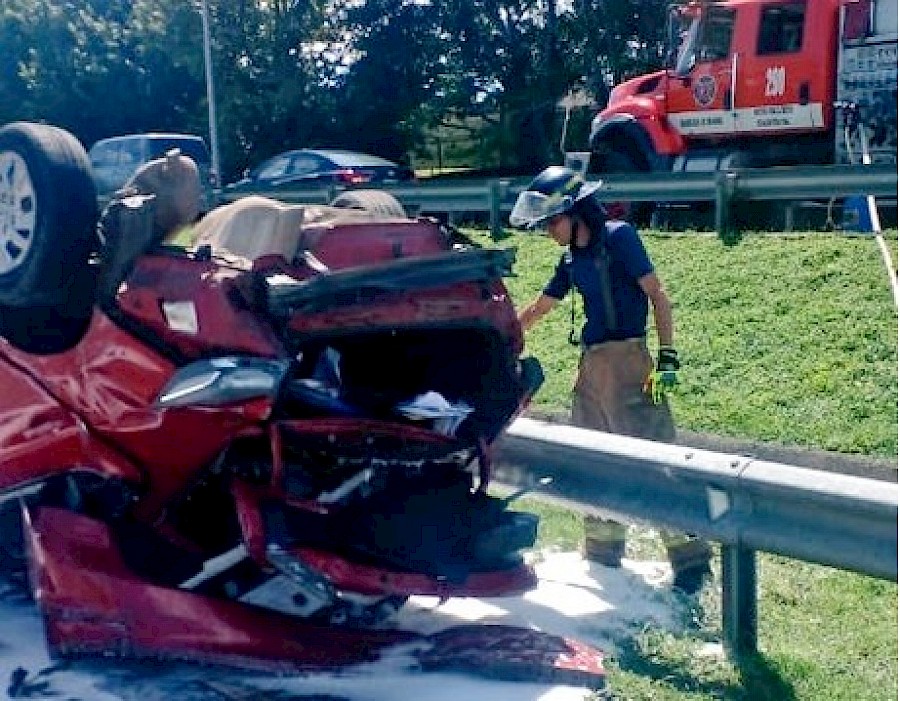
[644,347,680,404]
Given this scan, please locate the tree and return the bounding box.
[0,0,672,177]
[317,0,446,163]
[213,0,334,177]
[0,1,208,148]
[325,0,671,172]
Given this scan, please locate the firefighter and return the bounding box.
[509,165,712,594]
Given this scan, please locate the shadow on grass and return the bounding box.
[615,638,797,700]
[489,227,515,243]
[734,652,797,701]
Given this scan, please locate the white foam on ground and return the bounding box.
[0,552,691,700]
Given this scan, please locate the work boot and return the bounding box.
[666,538,713,595]
[583,515,627,568]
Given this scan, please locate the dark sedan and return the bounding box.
[224,149,415,194]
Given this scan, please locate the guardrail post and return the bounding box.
[715,170,739,241]
[721,543,758,658]
[489,180,505,239]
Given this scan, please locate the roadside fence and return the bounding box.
[491,417,898,659]
[217,163,898,238]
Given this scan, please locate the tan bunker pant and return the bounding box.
[572,339,711,572]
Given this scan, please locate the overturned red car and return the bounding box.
[0,122,606,687]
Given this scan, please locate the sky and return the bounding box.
[0,551,718,700]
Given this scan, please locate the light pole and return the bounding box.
[199,0,221,185]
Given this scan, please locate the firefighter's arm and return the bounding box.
[638,272,674,347]
[518,294,559,332]
[639,272,679,403]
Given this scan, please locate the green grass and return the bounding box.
[522,492,898,701]
[478,228,898,458]
[603,559,898,701]
[520,486,898,700]
[473,228,898,701]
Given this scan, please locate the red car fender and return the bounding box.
[0,343,144,491]
[24,504,606,686]
[24,505,420,671]
[116,254,286,360]
[0,312,272,519]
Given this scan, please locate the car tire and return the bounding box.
[0,122,98,308]
[330,189,407,218]
[0,287,95,354]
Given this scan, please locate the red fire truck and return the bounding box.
[588,0,898,175]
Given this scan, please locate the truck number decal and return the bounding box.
[765,66,786,97]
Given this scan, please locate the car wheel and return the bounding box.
[0,122,98,308]
[330,189,407,218]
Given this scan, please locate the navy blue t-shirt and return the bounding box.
[543,221,653,345]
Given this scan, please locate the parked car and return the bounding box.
[224,148,415,195]
[88,132,218,211]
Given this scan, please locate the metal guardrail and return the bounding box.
[217,163,898,237]
[218,178,532,232]
[491,417,898,657]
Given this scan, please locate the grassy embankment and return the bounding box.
[465,226,898,701]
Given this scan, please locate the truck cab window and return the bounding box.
[758,3,806,55]
[673,16,701,75]
[697,8,736,62]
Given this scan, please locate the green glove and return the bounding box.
[644,346,680,404]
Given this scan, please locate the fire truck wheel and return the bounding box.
[0,122,98,309]
[592,147,655,224]
[330,189,407,218]
[720,150,758,169]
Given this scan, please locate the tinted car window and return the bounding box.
[758,3,805,55]
[89,142,117,167]
[255,155,293,180]
[325,151,396,167]
[287,154,323,175]
[89,133,216,211]
[146,137,211,165]
[698,7,735,61]
[121,141,143,166]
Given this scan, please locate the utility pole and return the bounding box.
[199,0,221,184]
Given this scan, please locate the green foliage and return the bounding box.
[0,0,673,180]
[0,0,208,146]
[476,228,898,458]
[327,0,443,164]
[213,0,334,174]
